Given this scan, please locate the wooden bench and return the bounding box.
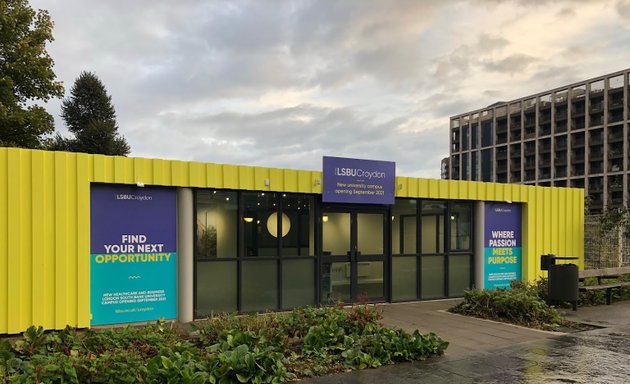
[578,267,630,305]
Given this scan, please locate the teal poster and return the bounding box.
[484,202,521,289]
[90,185,177,326]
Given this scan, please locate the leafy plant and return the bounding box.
[1,304,449,382]
[450,283,563,330]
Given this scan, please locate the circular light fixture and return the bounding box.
[267,212,291,237]
[243,217,254,223]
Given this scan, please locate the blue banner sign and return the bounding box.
[322,156,396,204]
[484,202,522,290]
[90,184,177,326]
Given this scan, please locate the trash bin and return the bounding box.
[547,260,579,311]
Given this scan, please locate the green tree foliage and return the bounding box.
[56,71,130,156]
[0,0,64,148]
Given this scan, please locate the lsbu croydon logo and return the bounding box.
[115,194,153,201]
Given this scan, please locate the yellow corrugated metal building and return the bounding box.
[0,148,584,334]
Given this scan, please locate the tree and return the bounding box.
[58,71,130,156]
[0,0,64,148]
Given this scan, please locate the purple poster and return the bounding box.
[90,184,177,325]
[484,202,522,289]
[323,156,396,204]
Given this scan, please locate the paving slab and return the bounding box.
[298,300,630,383]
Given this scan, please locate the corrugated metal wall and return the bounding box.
[0,148,584,334]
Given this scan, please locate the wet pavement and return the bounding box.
[299,300,630,383]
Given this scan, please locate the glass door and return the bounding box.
[320,209,387,304]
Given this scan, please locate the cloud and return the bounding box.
[482,54,538,74]
[616,0,630,27]
[28,0,630,180]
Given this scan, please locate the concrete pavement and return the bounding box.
[299,300,630,383]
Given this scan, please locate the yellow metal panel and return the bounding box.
[223,165,238,189]
[542,188,551,253]
[575,189,585,269]
[207,163,222,188]
[0,149,7,333]
[476,182,487,201]
[7,150,22,332]
[283,169,298,192]
[76,154,91,328]
[151,159,164,185]
[297,170,311,193]
[189,162,206,187]
[31,151,46,326]
[43,151,56,329]
[65,153,78,326]
[54,152,68,329]
[466,180,477,200]
[238,166,255,190]
[427,179,438,198]
[92,154,105,181]
[172,160,188,187]
[269,168,283,190]
[407,177,418,197]
[417,178,429,198]
[254,167,270,190]
[20,151,33,329]
[448,179,458,199]
[551,188,562,255]
[396,177,407,197]
[114,156,127,184]
[311,172,323,194]
[510,184,521,203]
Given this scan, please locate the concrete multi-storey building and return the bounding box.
[448,69,630,213]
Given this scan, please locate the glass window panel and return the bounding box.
[523,98,536,110]
[357,261,384,299]
[481,149,493,182]
[321,261,350,303]
[421,216,437,254]
[241,260,278,312]
[471,124,479,149]
[421,201,445,254]
[449,255,472,297]
[281,195,314,256]
[421,256,445,299]
[609,75,623,89]
[554,90,567,104]
[450,202,472,251]
[590,79,604,93]
[471,151,478,180]
[392,257,417,301]
[282,259,315,308]
[196,190,238,259]
[242,192,278,257]
[195,261,237,316]
[462,153,468,179]
[571,85,586,99]
[357,213,383,255]
[322,212,350,255]
[481,121,493,147]
[392,199,417,255]
[462,125,469,150]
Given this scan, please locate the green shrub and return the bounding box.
[450,284,563,330]
[1,304,448,383]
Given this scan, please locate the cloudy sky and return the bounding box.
[31,0,630,178]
